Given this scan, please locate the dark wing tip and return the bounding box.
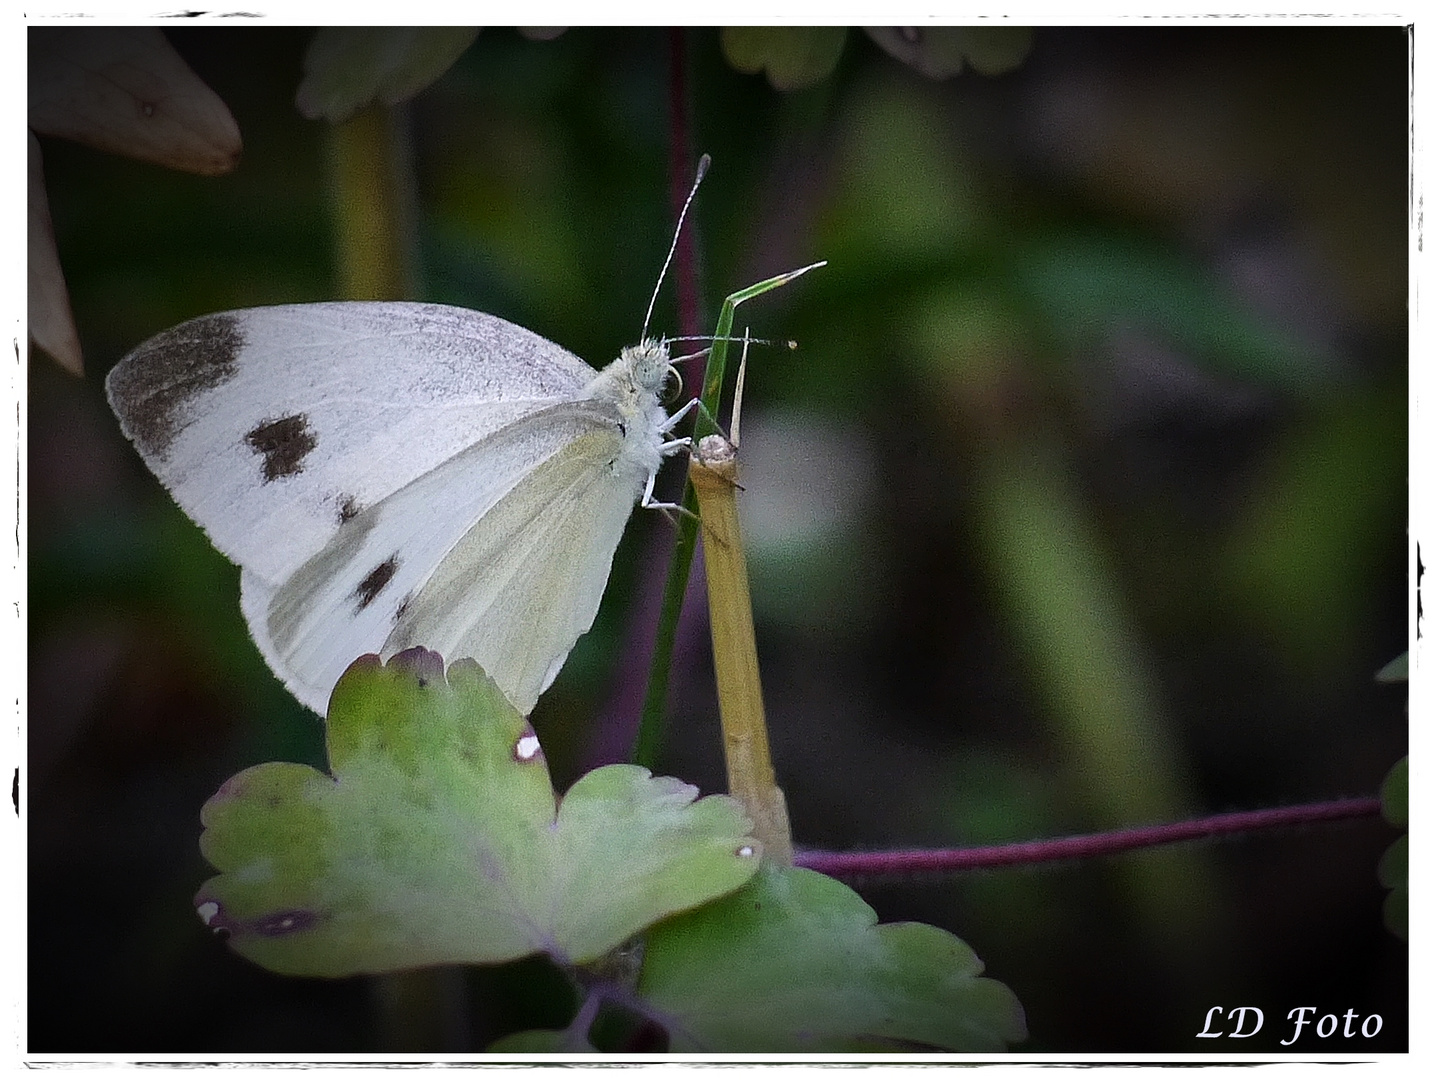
[106,311,246,461]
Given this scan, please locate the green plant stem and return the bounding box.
[327,102,415,300]
[631,264,825,770]
[368,967,472,1051]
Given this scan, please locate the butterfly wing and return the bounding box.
[241,400,650,715]
[106,302,598,586]
[107,301,658,714]
[386,419,651,714]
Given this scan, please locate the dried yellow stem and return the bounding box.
[689,434,793,867]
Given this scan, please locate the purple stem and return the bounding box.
[566,986,604,1046]
[580,33,707,772]
[794,797,1385,880]
[579,541,708,770]
[666,27,702,345]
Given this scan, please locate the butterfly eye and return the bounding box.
[661,365,685,404]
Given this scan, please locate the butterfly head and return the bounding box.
[621,338,677,398]
[589,338,680,419]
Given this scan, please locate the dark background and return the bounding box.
[28,25,1408,1053]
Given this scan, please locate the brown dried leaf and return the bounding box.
[28,132,83,376]
[29,27,241,176]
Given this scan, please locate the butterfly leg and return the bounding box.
[658,397,734,461]
[639,463,700,522]
[657,396,697,467]
[662,396,734,449]
[659,396,700,434]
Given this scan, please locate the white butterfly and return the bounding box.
[105,301,691,716]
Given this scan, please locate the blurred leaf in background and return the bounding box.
[721,27,849,91]
[296,27,481,122]
[1378,755,1408,941]
[28,26,243,373]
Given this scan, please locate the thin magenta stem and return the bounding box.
[794,796,1384,879]
[630,30,702,771]
[665,27,701,344]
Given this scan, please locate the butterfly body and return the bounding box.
[106,301,677,715]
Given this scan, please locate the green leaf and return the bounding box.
[720,27,847,91]
[1378,835,1407,940]
[637,865,1027,1051]
[865,27,1034,79]
[1376,651,1408,683]
[1381,881,1408,941]
[195,649,761,977]
[296,27,481,122]
[1381,756,1408,827]
[1378,833,1407,892]
[1378,757,1407,941]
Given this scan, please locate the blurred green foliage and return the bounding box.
[721,27,849,91]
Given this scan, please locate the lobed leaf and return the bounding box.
[1380,756,1408,828]
[637,864,1027,1052]
[1378,755,1408,941]
[195,649,760,977]
[720,27,848,91]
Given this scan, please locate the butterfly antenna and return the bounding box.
[642,153,711,343]
[667,333,780,348]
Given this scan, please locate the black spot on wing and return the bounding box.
[105,312,244,461]
[353,555,399,611]
[337,493,362,524]
[245,414,317,482]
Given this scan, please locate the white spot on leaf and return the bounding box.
[515,733,541,761]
